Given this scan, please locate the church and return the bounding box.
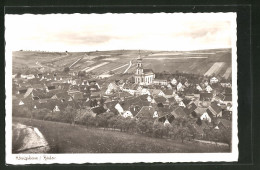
[134,56,155,85]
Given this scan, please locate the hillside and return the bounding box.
[12,48,232,78]
[13,117,230,153]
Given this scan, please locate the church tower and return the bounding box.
[136,57,143,75]
[134,50,155,85]
[136,51,143,75]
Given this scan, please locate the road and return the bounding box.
[123,60,132,74]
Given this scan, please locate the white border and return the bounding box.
[5,13,238,164]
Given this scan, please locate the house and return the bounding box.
[27,74,35,79]
[184,81,190,87]
[18,100,24,106]
[147,95,152,102]
[23,88,34,98]
[153,79,168,86]
[200,92,213,101]
[46,85,56,92]
[210,77,219,84]
[53,105,60,112]
[186,102,197,113]
[17,88,28,95]
[139,88,151,96]
[105,82,120,95]
[163,89,175,98]
[207,102,223,118]
[171,106,186,119]
[167,84,173,89]
[163,119,171,126]
[91,106,107,115]
[115,103,124,115]
[122,111,133,118]
[178,101,186,108]
[196,84,203,91]
[215,93,232,105]
[177,82,184,91]
[135,106,157,120]
[205,85,213,93]
[200,112,212,122]
[174,94,183,103]
[171,78,177,85]
[149,89,165,97]
[32,84,45,90]
[154,96,167,106]
[222,110,232,120]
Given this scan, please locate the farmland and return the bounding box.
[13,117,230,153]
[13,48,232,78]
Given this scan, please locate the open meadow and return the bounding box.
[13,117,230,153]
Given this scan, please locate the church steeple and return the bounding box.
[136,50,143,75]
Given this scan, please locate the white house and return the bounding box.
[177,82,184,91]
[19,100,24,106]
[151,99,156,104]
[140,88,151,96]
[122,111,133,118]
[53,105,60,112]
[171,78,177,85]
[210,77,219,84]
[205,85,213,93]
[105,82,119,95]
[178,101,186,108]
[21,74,28,79]
[164,119,171,126]
[174,94,182,103]
[200,112,212,122]
[115,103,124,115]
[153,79,168,86]
[153,110,159,118]
[196,84,203,91]
[167,84,173,89]
[147,95,152,102]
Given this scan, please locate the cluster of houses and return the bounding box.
[12,58,233,137]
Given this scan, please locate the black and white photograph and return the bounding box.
[5,13,238,163]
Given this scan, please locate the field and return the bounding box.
[13,117,230,153]
[13,48,232,78]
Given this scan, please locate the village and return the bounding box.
[12,55,233,145]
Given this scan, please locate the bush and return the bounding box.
[63,67,70,73]
[153,121,165,138]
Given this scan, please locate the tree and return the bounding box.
[32,108,50,121]
[63,106,77,125]
[176,127,189,143]
[84,114,96,128]
[78,71,86,78]
[153,121,165,138]
[115,116,126,132]
[137,119,153,135]
[108,116,118,130]
[63,67,70,73]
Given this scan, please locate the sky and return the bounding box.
[5,13,236,52]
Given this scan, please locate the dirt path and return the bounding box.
[12,123,50,153]
[123,60,132,74]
